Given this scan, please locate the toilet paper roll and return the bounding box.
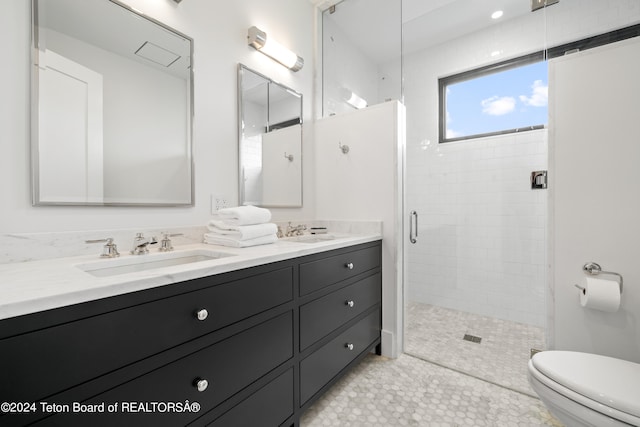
[579,277,621,312]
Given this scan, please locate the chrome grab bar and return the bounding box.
[409,210,418,244]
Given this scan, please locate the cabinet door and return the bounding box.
[206,369,294,427]
[0,266,293,404]
[34,312,293,427]
[300,310,380,405]
[300,273,381,350]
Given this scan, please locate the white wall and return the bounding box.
[262,125,302,206]
[270,94,301,125]
[549,37,640,362]
[320,0,402,117]
[315,101,405,358]
[321,16,379,116]
[0,0,314,234]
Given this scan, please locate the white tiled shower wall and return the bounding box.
[407,131,548,326]
[402,8,549,327]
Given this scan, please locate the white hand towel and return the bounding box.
[205,223,277,241]
[204,233,277,248]
[215,205,271,226]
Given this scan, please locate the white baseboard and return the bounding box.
[381,329,396,358]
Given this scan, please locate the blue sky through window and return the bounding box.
[445,61,548,140]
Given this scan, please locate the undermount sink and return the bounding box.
[281,234,340,244]
[77,249,235,277]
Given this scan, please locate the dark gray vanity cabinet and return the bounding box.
[0,240,381,427]
[298,243,382,411]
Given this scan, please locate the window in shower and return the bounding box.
[439,52,548,143]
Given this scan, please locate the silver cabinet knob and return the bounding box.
[346,300,355,308]
[194,378,209,392]
[345,262,354,270]
[196,309,209,321]
[345,343,354,351]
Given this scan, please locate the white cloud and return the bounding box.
[446,128,462,139]
[519,80,548,107]
[481,96,516,116]
[445,110,460,138]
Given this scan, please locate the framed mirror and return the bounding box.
[238,64,303,208]
[31,0,194,206]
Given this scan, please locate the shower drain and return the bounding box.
[463,334,482,344]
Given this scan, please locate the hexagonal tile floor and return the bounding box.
[301,353,562,426]
[405,302,546,396]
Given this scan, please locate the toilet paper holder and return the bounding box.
[575,262,623,294]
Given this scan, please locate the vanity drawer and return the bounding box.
[0,266,293,404]
[300,272,381,351]
[207,368,294,427]
[299,244,381,296]
[300,310,380,405]
[34,311,293,427]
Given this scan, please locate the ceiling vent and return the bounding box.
[135,42,180,67]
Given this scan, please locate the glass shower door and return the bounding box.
[402,0,549,395]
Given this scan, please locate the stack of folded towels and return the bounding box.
[204,205,278,248]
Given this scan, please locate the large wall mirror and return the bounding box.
[31,0,194,206]
[238,64,303,208]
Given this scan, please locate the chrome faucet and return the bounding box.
[85,237,120,258]
[285,222,307,237]
[159,233,183,252]
[131,233,157,255]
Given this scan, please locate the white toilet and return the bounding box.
[528,351,640,426]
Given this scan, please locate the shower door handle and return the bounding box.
[409,210,418,244]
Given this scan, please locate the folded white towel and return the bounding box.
[215,205,271,226]
[206,222,277,240]
[204,233,277,248]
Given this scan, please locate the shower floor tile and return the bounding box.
[405,302,545,396]
[301,353,561,426]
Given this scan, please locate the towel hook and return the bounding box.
[580,262,623,294]
[284,152,294,161]
[338,141,350,154]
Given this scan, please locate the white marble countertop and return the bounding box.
[0,233,381,321]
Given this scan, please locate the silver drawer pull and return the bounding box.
[345,262,354,270]
[196,309,209,321]
[345,343,354,351]
[194,378,209,392]
[345,300,355,308]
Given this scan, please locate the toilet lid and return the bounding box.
[532,351,640,418]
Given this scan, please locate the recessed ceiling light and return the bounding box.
[491,10,504,19]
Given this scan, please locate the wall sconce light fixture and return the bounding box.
[248,26,304,72]
[341,88,368,109]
